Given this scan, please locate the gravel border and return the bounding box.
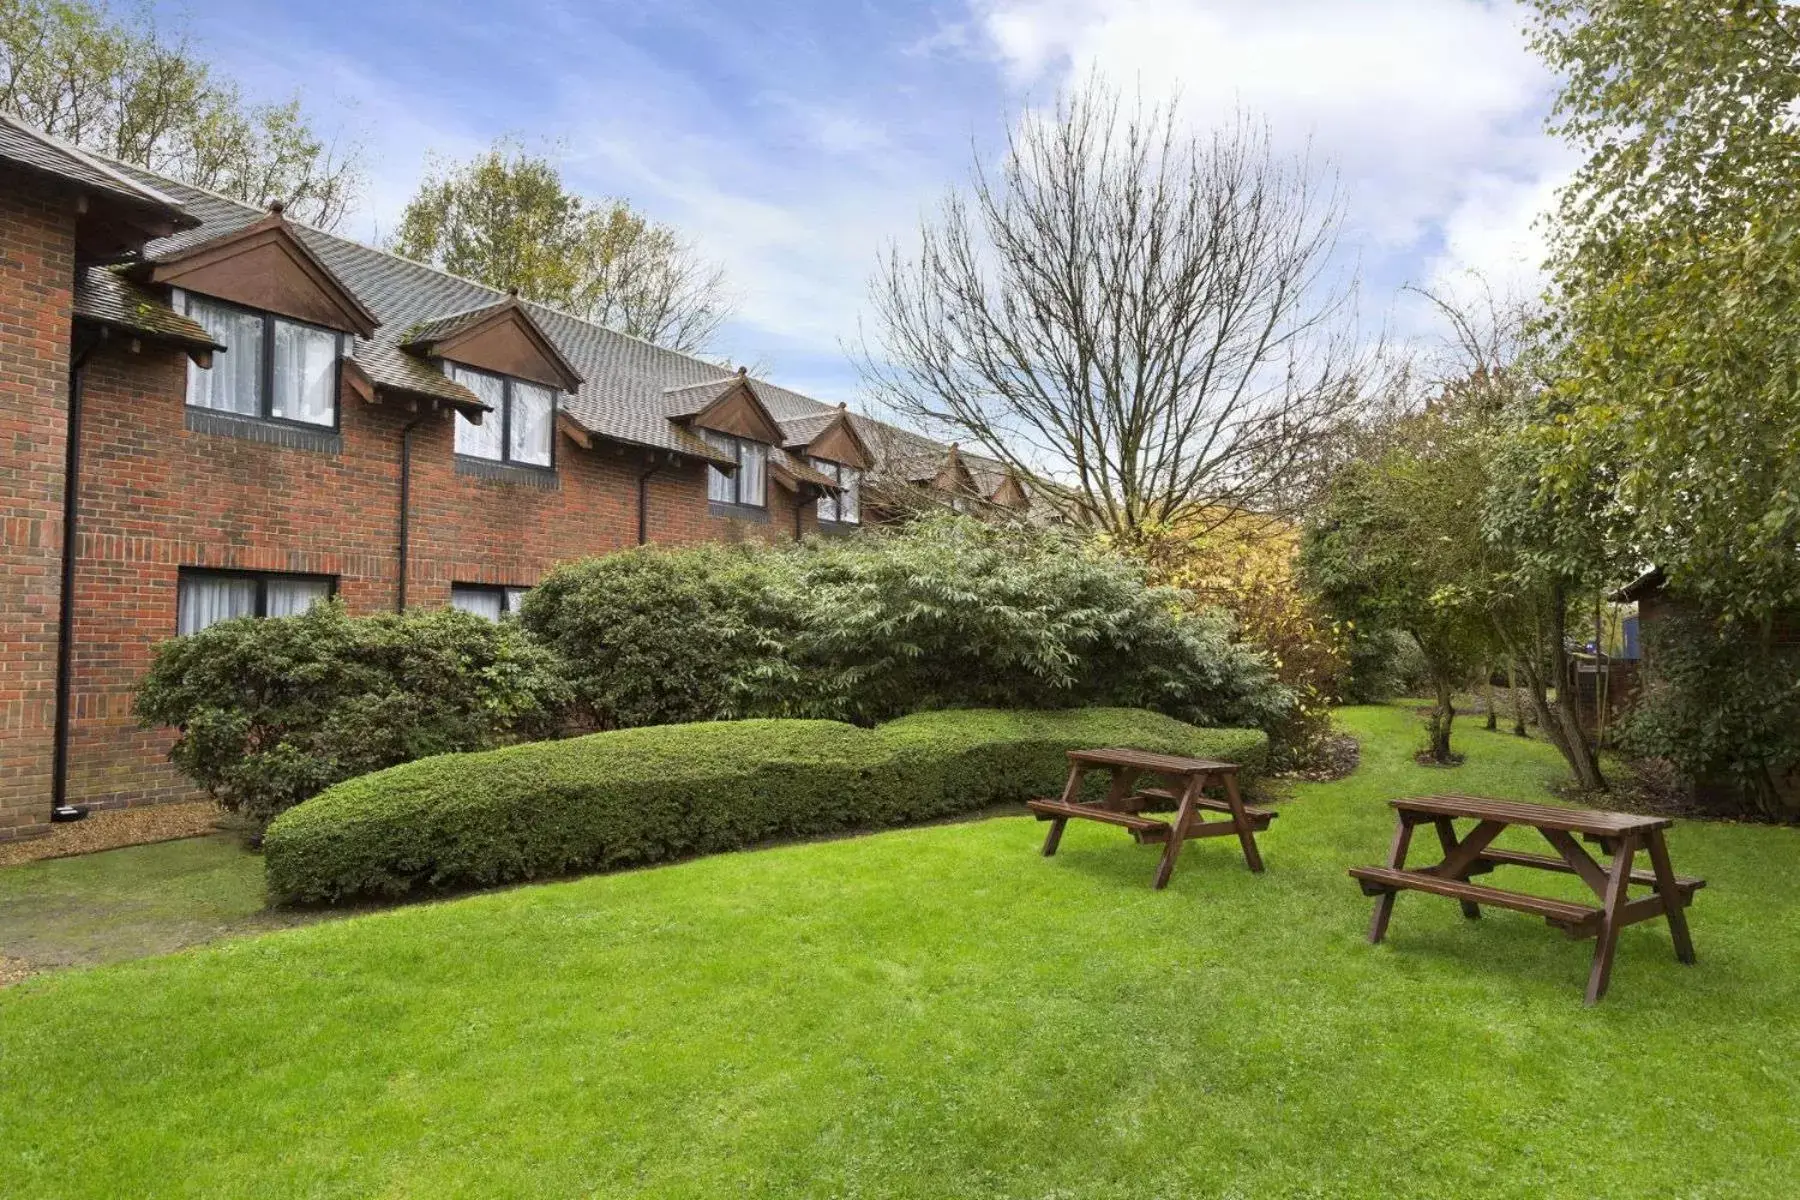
[0,801,225,868]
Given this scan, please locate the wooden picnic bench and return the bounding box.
[1026,748,1269,889]
[1349,794,1704,1004]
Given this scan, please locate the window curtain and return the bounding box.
[505,587,529,614]
[812,458,840,522]
[839,467,862,523]
[450,585,505,621]
[185,296,262,416]
[177,574,258,635]
[509,381,555,466]
[450,367,506,459]
[702,430,736,503]
[271,320,337,426]
[738,441,767,507]
[265,577,331,617]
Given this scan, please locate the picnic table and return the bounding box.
[1026,748,1270,889]
[1349,794,1704,1004]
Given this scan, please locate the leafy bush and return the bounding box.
[1132,518,1349,769]
[135,601,569,826]
[1621,612,1800,818]
[518,545,796,728]
[263,707,1268,904]
[522,516,1293,735]
[1342,628,1429,703]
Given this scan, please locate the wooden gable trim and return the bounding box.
[146,209,379,337]
[933,445,980,495]
[422,299,583,393]
[557,411,594,449]
[991,470,1030,509]
[687,375,786,445]
[798,408,874,470]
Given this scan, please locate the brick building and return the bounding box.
[0,115,1029,842]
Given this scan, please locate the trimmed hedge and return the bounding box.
[263,708,1268,905]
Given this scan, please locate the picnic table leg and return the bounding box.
[1100,766,1139,812]
[1433,817,1481,920]
[1151,776,1201,890]
[1586,834,1640,1006]
[1041,764,1085,857]
[1220,771,1265,873]
[1369,815,1415,944]
[1645,828,1697,965]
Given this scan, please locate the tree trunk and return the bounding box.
[1483,660,1498,732]
[1507,658,1527,736]
[1426,675,1457,763]
[1549,580,1608,792]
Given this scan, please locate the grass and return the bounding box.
[2,704,1797,1198]
[0,834,304,969]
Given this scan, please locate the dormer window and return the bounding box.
[701,431,767,508]
[811,459,862,524]
[447,364,556,468]
[177,291,342,428]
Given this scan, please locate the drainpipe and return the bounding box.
[396,412,429,612]
[51,330,102,823]
[637,460,662,545]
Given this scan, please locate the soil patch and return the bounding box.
[1276,733,1360,782]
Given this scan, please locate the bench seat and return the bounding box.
[1027,799,1171,843]
[1349,865,1599,925]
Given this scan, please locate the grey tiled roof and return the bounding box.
[0,113,195,227]
[400,299,511,347]
[73,267,219,351]
[92,155,1001,486]
[353,343,490,412]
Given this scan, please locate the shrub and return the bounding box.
[774,518,1291,730]
[518,545,801,729]
[1621,612,1800,818]
[1132,518,1349,768]
[263,707,1268,904]
[523,516,1294,735]
[135,601,569,826]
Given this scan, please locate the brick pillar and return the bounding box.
[0,181,76,841]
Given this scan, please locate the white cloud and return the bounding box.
[965,0,1565,321]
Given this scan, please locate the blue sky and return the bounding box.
[154,0,1570,408]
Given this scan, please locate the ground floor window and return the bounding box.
[177,569,335,635]
[450,583,529,621]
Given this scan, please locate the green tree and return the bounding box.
[390,141,732,353]
[1300,406,1497,764]
[1529,0,1800,622]
[0,0,362,229]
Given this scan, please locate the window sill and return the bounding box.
[185,407,341,454]
[709,500,770,523]
[815,518,864,535]
[454,455,560,489]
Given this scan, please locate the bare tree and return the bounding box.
[861,78,1369,540]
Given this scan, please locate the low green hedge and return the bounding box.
[263,708,1267,905]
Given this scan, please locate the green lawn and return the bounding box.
[2,705,1796,1198]
[0,834,303,969]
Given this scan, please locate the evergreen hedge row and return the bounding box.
[263,708,1267,905]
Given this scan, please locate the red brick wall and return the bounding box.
[60,340,819,814]
[0,181,74,841]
